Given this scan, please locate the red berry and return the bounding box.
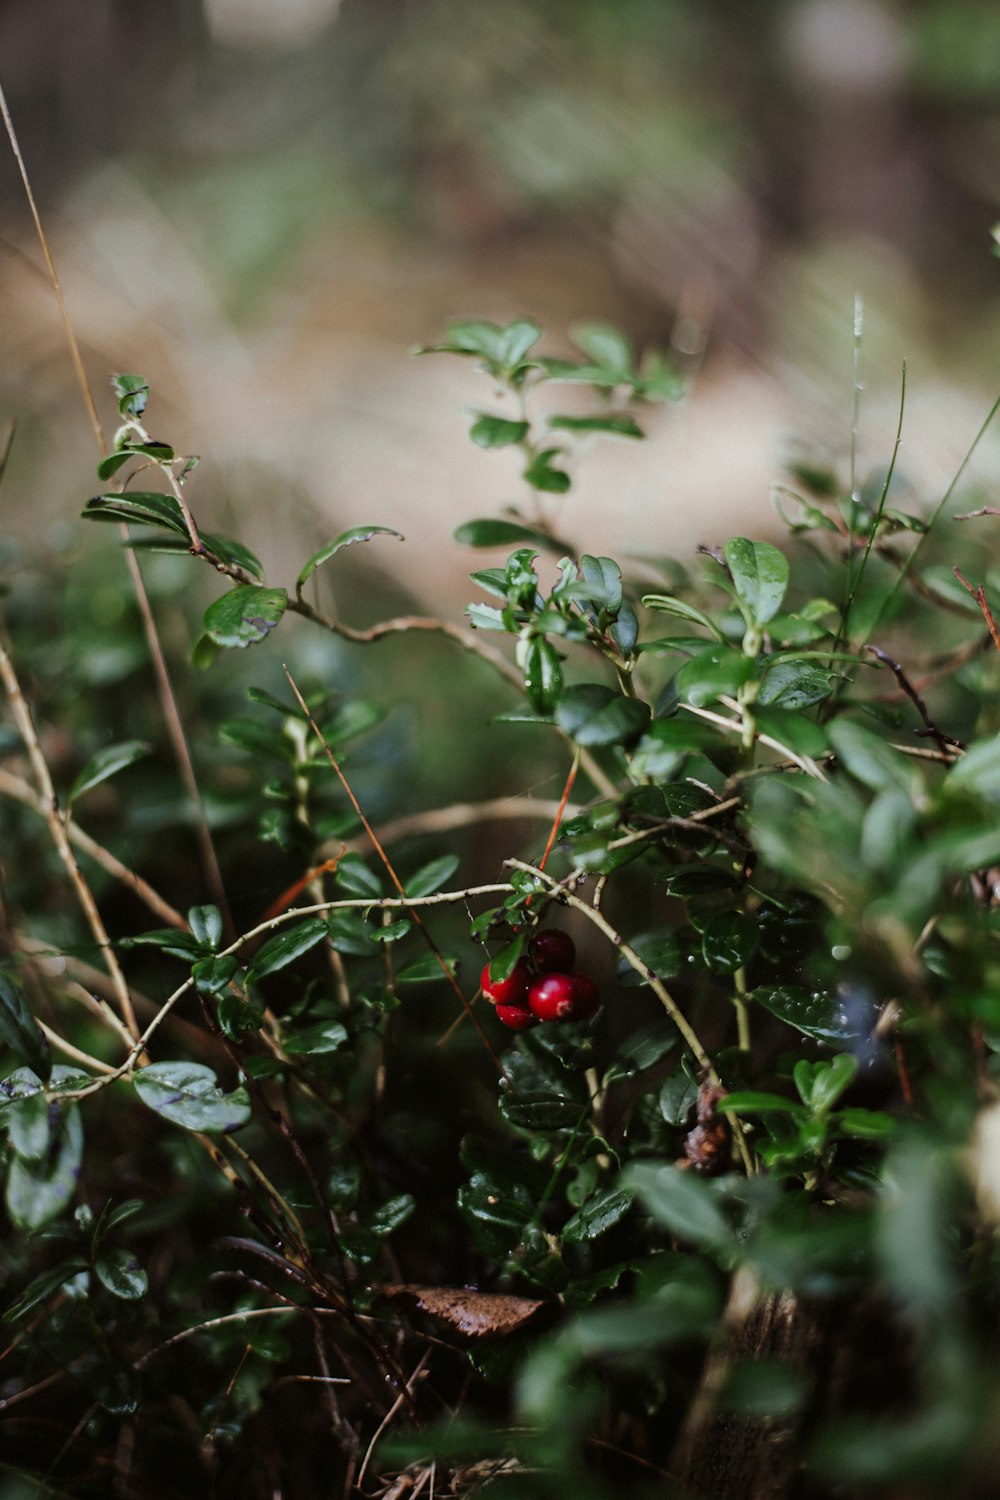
[481,958,530,1007]
[495,1003,537,1031]
[529,929,576,974]
[528,972,578,1022]
[570,971,600,1018]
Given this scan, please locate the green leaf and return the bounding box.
[675,646,755,707]
[523,448,571,494]
[203,586,287,649]
[794,1053,858,1113]
[758,661,833,711]
[397,955,456,985]
[752,985,860,1044]
[571,324,634,379]
[548,414,644,438]
[487,935,525,985]
[406,854,460,898]
[554,684,650,746]
[828,719,921,797]
[295,525,404,593]
[469,414,529,449]
[188,905,223,952]
[946,736,1000,801]
[131,530,266,582]
[659,1070,699,1125]
[701,911,756,974]
[562,1185,634,1243]
[627,1163,734,1253]
[837,1108,897,1139]
[616,933,683,987]
[720,1090,807,1117]
[521,635,563,715]
[133,1062,251,1133]
[458,1179,532,1256]
[335,853,383,898]
[220,718,294,760]
[94,1248,148,1301]
[579,554,623,616]
[0,972,51,1082]
[113,373,149,418]
[369,1193,416,1236]
[454,518,569,552]
[81,491,187,534]
[752,706,829,758]
[7,1090,51,1160]
[630,717,721,778]
[6,1098,83,1231]
[499,1092,582,1132]
[283,1020,348,1056]
[66,740,153,812]
[192,955,239,996]
[246,918,329,983]
[724,538,789,625]
[124,928,204,962]
[640,593,725,642]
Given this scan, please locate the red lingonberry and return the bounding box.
[480,958,530,1007]
[570,971,600,1018]
[495,1002,537,1031]
[528,971,578,1022]
[529,928,576,974]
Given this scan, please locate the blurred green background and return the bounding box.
[2,0,1000,599]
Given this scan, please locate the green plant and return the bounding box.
[4,311,1000,1500]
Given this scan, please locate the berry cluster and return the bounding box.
[481,929,600,1030]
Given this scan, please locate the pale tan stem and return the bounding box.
[0,767,186,927]
[0,638,140,1046]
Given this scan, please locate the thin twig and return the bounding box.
[0,636,140,1046]
[865,644,959,755]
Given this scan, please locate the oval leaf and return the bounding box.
[562,1185,635,1243]
[81,491,187,533]
[724,538,789,626]
[203,586,287,649]
[94,1248,148,1301]
[133,1062,251,1133]
[68,740,152,809]
[555,684,650,747]
[6,1099,83,1231]
[405,854,461,898]
[246,918,329,984]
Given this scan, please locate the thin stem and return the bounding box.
[0,636,140,1047]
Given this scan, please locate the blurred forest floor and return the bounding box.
[1,0,1000,608]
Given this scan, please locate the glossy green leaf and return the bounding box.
[94,1248,148,1301]
[130,530,265,581]
[752,985,860,1043]
[724,537,789,625]
[469,414,529,448]
[794,1053,858,1113]
[701,911,756,974]
[192,955,239,996]
[133,1062,251,1134]
[499,1092,582,1132]
[220,718,294,760]
[295,525,404,592]
[487,935,525,985]
[554,684,650,746]
[187,905,223,952]
[6,1097,83,1231]
[630,716,721,777]
[246,918,329,983]
[659,1070,699,1125]
[81,491,188,533]
[579,554,623,616]
[521,635,563,715]
[124,928,204,961]
[675,646,755,708]
[335,853,383,898]
[562,1185,634,1243]
[752,706,829,758]
[458,1179,533,1256]
[203,586,287,649]
[370,1193,416,1236]
[0,972,51,1083]
[758,661,833,711]
[283,1020,348,1056]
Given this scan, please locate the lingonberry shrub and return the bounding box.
[3,311,1000,1500]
